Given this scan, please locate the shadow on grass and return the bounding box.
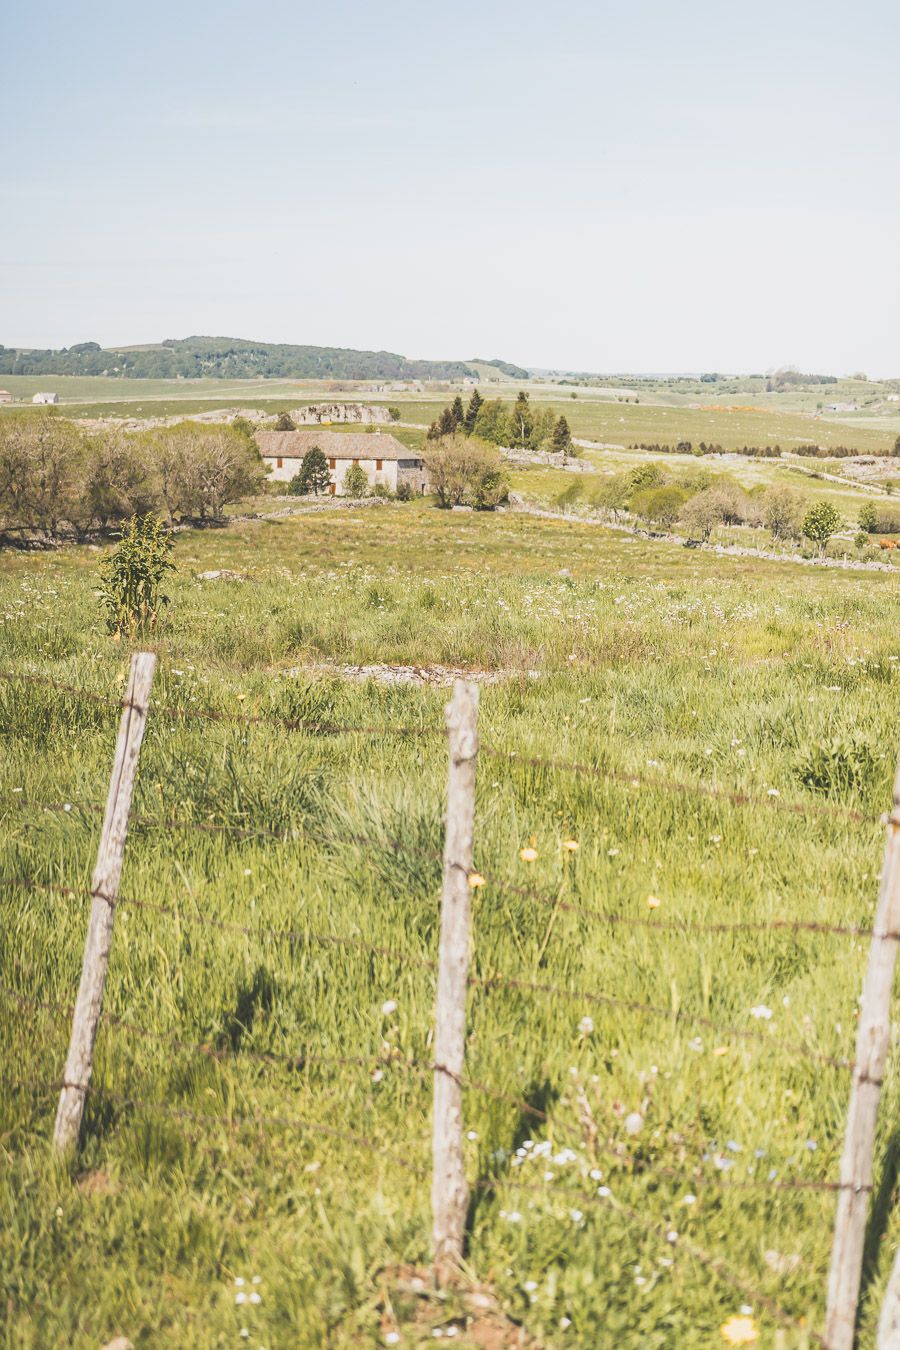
[464,1075,561,1250]
[858,1128,900,1332]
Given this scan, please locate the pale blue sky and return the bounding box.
[3,0,898,374]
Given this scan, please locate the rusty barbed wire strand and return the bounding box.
[0,669,444,740]
[0,1072,426,1174]
[468,970,854,1070]
[471,1172,824,1343]
[480,743,881,826]
[1,668,881,825]
[1,798,884,943]
[0,876,855,1072]
[2,983,857,1201]
[0,876,439,971]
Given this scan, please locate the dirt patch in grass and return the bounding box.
[285,663,540,687]
[365,1265,542,1348]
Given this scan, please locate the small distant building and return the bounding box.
[256,429,428,495]
[32,392,59,405]
[0,390,12,404]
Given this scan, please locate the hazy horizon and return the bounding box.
[3,0,898,377]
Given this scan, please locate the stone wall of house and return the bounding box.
[396,460,429,495]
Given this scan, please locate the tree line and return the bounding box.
[563,462,857,555]
[428,390,573,456]
[0,411,265,543]
[0,338,529,383]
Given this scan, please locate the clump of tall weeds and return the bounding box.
[98,513,175,635]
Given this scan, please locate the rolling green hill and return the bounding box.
[0,336,529,383]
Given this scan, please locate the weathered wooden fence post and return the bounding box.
[53,652,156,1156]
[825,756,900,1348]
[432,680,479,1285]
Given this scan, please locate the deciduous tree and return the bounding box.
[802,500,842,555]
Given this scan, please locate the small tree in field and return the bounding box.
[274,411,296,431]
[423,435,506,508]
[680,488,730,541]
[463,388,483,435]
[297,447,331,495]
[552,415,572,459]
[343,462,368,497]
[802,500,842,555]
[858,502,877,533]
[98,513,175,635]
[761,485,803,541]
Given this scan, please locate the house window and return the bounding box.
[276,457,283,469]
[376,459,383,470]
[329,457,336,469]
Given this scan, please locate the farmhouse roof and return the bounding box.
[256,429,415,460]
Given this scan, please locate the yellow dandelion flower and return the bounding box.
[646,895,661,909]
[562,839,579,852]
[519,847,539,863]
[720,1315,758,1344]
[467,872,487,890]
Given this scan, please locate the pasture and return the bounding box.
[2,502,899,1347]
[2,373,899,457]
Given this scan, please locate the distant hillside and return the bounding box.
[0,337,529,382]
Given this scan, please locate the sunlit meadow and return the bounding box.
[1,501,898,1347]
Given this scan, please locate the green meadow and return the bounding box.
[3,373,899,457]
[2,502,899,1347]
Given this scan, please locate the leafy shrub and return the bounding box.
[396,481,414,501]
[98,513,175,635]
[795,735,879,795]
[802,500,842,554]
[629,485,689,527]
[556,481,583,508]
[342,462,369,498]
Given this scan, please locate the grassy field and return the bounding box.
[2,502,899,1347]
[3,374,899,456]
[507,455,900,551]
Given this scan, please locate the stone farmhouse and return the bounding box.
[32,392,59,405]
[256,429,428,496]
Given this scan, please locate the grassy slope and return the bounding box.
[508,455,900,542]
[1,505,899,1348]
[3,375,899,455]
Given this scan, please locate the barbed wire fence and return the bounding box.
[1,659,899,1347]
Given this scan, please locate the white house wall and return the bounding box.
[263,456,401,492]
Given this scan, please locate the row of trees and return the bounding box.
[0,412,265,541]
[428,391,573,457]
[589,463,850,553]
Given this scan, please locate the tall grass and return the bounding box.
[1,504,898,1346]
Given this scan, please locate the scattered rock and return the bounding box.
[196,569,250,583]
[101,1338,134,1350]
[284,663,540,687]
